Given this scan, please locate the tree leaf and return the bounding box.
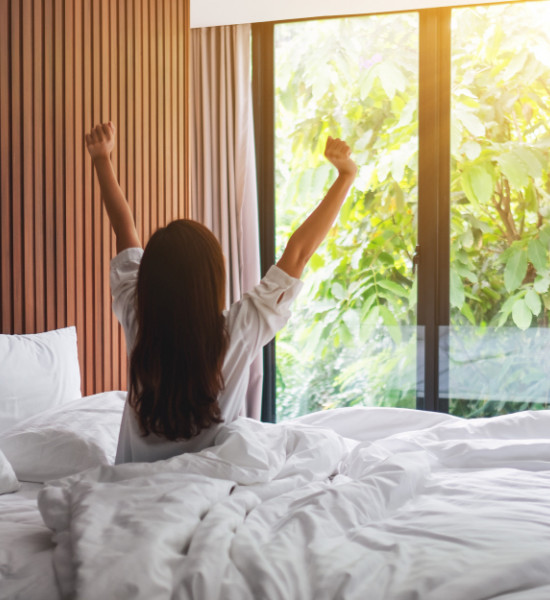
[498,293,521,320]
[460,302,476,326]
[512,299,532,330]
[534,276,550,294]
[359,69,376,101]
[456,109,485,137]
[539,225,550,247]
[376,279,409,298]
[331,282,346,300]
[514,147,544,180]
[360,294,377,320]
[311,163,332,199]
[504,249,528,293]
[378,61,407,99]
[453,262,478,282]
[462,141,482,160]
[377,252,395,266]
[396,99,416,129]
[302,322,324,356]
[525,183,537,212]
[339,320,354,346]
[461,165,493,206]
[500,52,527,81]
[450,270,465,308]
[524,289,542,316]
[309,253,325,271]
[459,228,474,248]
[342,309,361,336]
[497,151,529,190]
[378,305,401,344]
[408,278,418,309]
[298,169,314,198]
[528,239,547,272]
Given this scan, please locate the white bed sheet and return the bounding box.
[0,482,58,600]
[0,390,125,600]
[35,407,550,600]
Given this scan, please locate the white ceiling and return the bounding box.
[190,0,521,28]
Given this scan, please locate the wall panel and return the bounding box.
[1,0,12,332]
[0,0,190,395]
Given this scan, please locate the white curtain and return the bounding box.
[190,24,263,419]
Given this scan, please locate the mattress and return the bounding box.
[1,401,550,600]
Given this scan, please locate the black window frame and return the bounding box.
[252,5,521,421]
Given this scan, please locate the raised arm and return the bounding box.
[85,122,141,253]
[276,136,357,279]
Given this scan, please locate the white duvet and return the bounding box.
[38,408,550,600]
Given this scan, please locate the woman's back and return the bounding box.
[111,246,302,463]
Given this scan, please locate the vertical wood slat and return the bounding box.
[65,0,75,331]
[126,0,135,266]
[149,0,158,236]
[142,0,151,249]
[0,0,189,396]
[160,2,166,223]
[54,0,66,329]
[73,0,85,389]
[178,0,185,220]
[109,0,120,390]
[182,0,190,218]
[22,0,35,333]
[117,0,128,391]
[34,0,45,334]
[91,0,101,393]
[44,0,55,332]
[100,0,111,392]
[168,0,176,222]
[134,0,143,242]
[82,0,93,393]
[11,0,23,333]
[165,0,173,224]
[0,0,11,333]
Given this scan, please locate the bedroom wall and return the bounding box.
[0,0,190,395]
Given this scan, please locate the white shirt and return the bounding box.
[110,247,303,463]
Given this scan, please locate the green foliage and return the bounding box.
[274,4,550,420]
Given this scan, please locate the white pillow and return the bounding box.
[0,326,82,434]
[0,391,125,483]
[0,449,20,494]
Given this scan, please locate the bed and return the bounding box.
[1,328,550,600]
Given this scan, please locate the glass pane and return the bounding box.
[448,2,550,417]
[440,326,550,417]
[274,15,420,420]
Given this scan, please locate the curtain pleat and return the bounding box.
[190,24,263,419]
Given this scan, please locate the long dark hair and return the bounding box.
[128,219,228,440]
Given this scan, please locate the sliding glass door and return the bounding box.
[253,1,550,421]
[274,14,419,420]
[447,1,550,416]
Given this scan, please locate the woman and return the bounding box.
[85,121,357,463]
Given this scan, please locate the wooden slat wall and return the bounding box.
[0,0,190,395]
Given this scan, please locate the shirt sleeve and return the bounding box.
[225,265,304,357]
[110,247,144,353]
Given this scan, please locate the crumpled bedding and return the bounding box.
[37,408,550,600]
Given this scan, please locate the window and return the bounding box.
[252,1,550,421]
[447,2,550,416]
[274,14,419,420]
